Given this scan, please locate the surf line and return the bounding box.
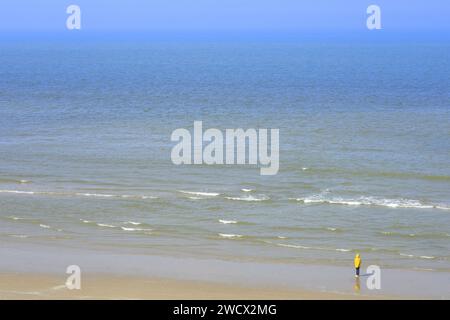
[171,121,279,175]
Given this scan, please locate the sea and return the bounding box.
[0,37,449,284]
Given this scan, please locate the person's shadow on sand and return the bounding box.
[359,271,375,277]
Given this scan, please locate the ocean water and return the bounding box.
[0,40,449,275]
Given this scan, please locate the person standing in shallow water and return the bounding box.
[354,254,361,277]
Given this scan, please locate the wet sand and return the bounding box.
[0,273,381,300]
[1,243,448,299]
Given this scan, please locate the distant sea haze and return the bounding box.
[0,41,449,278]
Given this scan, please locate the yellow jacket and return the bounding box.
[354,254,361,268]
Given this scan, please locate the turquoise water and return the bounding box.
[0,41,449,273]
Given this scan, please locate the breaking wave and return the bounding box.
[292,195,450,211]
[0,189,157,200]
[179,190,220,197]
[225,195,270,202]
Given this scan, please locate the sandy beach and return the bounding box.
[0,273,384,300]
[1,243,448,299]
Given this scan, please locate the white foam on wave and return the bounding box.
[8,216,24,220]
[0,189,157,200]
[277,243,353,253]
[80,219,92,224]
[121,227,152,232]
[124,221,141,225]
[326,227,337,231]
[241,188,253,192]
[97,223,116,228]
[121,194,158,200]
[400,253,436,260]
[76,193,115,198]
[277,243,311,249]
[187,196,205,200]
[219,219,237,224]
[179,190,220,197]
[293,195,448,211]
[400,253,414,258]
[218,233,243,238]
[10,234,29,238]
[225,195,269,202]
[0,190,35,195]
[77,193,157,200]
[39,224,50,229]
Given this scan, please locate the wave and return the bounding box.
[277,243,351,253]
[120,227,152,232]
[0,189,157,200]
[292,195,450,211]
[179,190,220,197]
[77,193,115,198]
[400,253,415,258]
[9,234,29,238]
[7,216,26,221]
[96,223,116,228]
[187,196,206,200]
[400,253,436,260]
[219,219,237,224]
[0,178,31,184]
[380,231,450,239]
[76,193,157,200]
[225,195,269,202]
[241,188,253,192]
[218,233,243,238]
[124,221,141,225]
[37,224,62,232]
[277,243,311,249]
[0,190,35,195]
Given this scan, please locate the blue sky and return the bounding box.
[0,0,449,32]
